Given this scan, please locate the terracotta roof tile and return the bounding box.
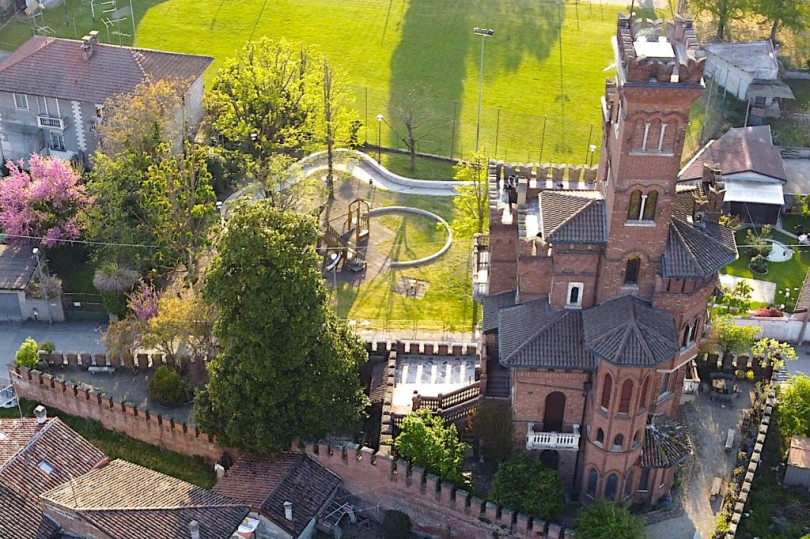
[642,415,692,468]
[0,417,107,504]
[213,454,340,537]
[0,482,59,539]
[679,126,786,182]
[42,459,248,539]
[0,246,38,291]
[0,36,213,104]
[539,190,606,244]
[582,295,679,367]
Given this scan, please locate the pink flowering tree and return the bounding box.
[127,280,159,322]
[0,155,91,246]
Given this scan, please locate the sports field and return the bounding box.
[1,0,624,166]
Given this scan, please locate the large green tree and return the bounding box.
[750,0,808,42]
[451,152,489,238]
[689,0,748,41]
[574,499,646,539]
[778,374,810,438]
[489,454,563,520]
[195,200,368,452]
[394,408,470,485]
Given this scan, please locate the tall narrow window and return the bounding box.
[605,474,618,500]
[587,469,599,498]
[613,434,624,451]
[658,123,668,151]
[614,102,622,138]
[688,318,699,344]
[633,430,642,448]
[596,428,604,446]
[13,93,28,110]
[659,372,671,398]
[601,374,613,410]
[639,376,650,409]
[681,323,691,348]
[49,132,66,152]
[624,471,635,499]
[639,467,651,492]
[569,286,579,305]
[642,190,658,220]
[627,190,641,220]
[624,257,640,286]
[567,283,583,308]
[641,122,651,151]
[619,380,633,413]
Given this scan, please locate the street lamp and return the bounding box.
[32,248,52,324]
[473,27,494,153]
[377,114,384,163]
[588,144,597,167]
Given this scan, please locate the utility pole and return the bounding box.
[473,27,494,153]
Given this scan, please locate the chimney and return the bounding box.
[33,405,47,425]
[81,35,94,60]
[88,30,99,45]
[188,520,200,539]
[284,501,293,522]
[701,163,726,219]
[214,463,225,479]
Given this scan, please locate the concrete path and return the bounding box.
[0,321,106,365]
[719,274,776,304]
[647,383,755,538]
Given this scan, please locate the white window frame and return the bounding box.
[641,122,651,151]
[658,123,668,151]
[13,93,28,110]
[49,132,66,152]
[566,282,583,309]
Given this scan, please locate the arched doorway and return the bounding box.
[540,450,559,470]
[543,392,566,432]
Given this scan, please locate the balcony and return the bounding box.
[37,115,67,130]
[472,233,490,300]
[526,422,581,451]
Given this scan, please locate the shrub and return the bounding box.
[148,366,188,407]
[750,254,768,274]
[381,510,411,539]
[752,306,783,317]
[15,337,39,368]
[101,293,128,318]
[489,454,563,520]
[39,341,56,353]
[574,499,646,538]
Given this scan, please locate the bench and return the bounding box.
[710,476,723,500]
[725,429,735,452]
[88,366,115,375]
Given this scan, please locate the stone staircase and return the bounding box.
[485,356,510,399]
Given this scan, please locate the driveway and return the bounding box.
[0,321,106,365]
[647,383,754,538]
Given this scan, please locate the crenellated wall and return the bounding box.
[294,439,575,538]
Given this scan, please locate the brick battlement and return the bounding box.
[295,439,574,538]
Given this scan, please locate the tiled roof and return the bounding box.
[539,190,606,244]
[582,295,678,367]
[679,126,787,182]
[0,417,107,504]
[0,417,46,465]
[502,310,595,370]
[482,289,516,333]
[662,217,738,278]
[497,297,551,361]
[705,41,778,74]
[0,36,213,104]
[642,415,692,468]
[42,459,248,539]
[0,246,37,291]
[369,360,388,404]
[213,453,340,537]
[0,482,59,539]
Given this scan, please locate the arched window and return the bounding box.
[681,323,691,348]
[633,430,642,448]
[596,428,605,446]
[605,473,618,500]
[624,257,640,286]
[601,374,613,410]
[624,471,635,499]
[613,434,624,451]
[643,190,658,220]
[619,379,633,413]
[569,286,579,305]
[639,467,651,492]
[587,468,599,498]
[627,190,641,220]
[639,376,650,409]
[688,317,700,344]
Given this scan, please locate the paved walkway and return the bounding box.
[0,321,106,365]
[718,274,776,304]
[647,384,754,538]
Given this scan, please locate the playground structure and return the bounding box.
[319,198,371,273]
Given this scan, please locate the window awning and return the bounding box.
[725,180,785,206]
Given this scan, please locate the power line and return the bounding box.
[0,233,162,250]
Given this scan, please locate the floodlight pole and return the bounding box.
[474,27,494,153]
[377,114,384,163]
[32,248,52,324]
[129,0,136,44]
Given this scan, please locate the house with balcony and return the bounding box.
[473,14,737,504]
[0,32,212,167]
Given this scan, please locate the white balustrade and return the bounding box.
[525,423,581,450]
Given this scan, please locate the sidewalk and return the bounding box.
[0,321,106,364]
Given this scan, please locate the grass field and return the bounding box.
[379,151,457,182]
[0,0,626,165]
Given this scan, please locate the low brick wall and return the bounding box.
[8,365,227,462]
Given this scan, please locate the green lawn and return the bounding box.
[721,228,810,310]
[0,0,626,165]
[380,151,457,182]
[0,399,216,489]
[335,183,474,331]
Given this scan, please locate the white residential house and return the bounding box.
[0,32,213,167]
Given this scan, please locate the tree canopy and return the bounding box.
[394,408,469,485]
[451,153,489,238]
[713,316,761,356]
[574,499,646,539]
[778,374,810,438]
[488,454,563,520]
[194,200,367,452]
[689,0,748,41]
[0,155,91,246]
